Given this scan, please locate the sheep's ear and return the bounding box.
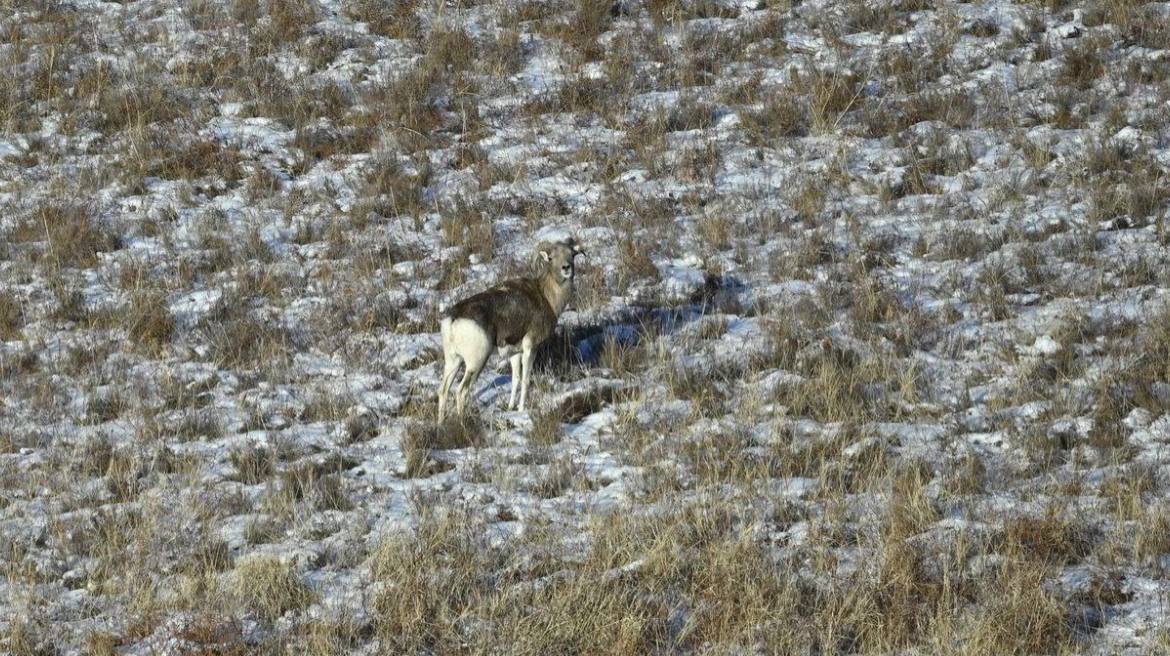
[536,242,553,262]
[540,250,552,262]
[565,236,585,258]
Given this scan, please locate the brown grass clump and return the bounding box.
[550,0,613,62]
[135,131,246,184]
[947,560,1076,655]
[232,554,314,622]
[616,236,660,288]
[740,90,807,143]
[0,290,24,340]
[440,197,495,262]
[2,615,54,656]
[369,509,670,654]
[790,67,862,133]
[229,445,276,484]
[368,511,485,652]
[782,349,889,423]
[1059,37,1108,89]
[201,310,292,371]
[1002,510,1097,565]
[83,392,130,426]
[124,290,175,353]
[528,406,564,446]
[269,458,353,512]
[21,203,120,270]
[401,415,485,477]
[352,153,430,220]
[343,0,419,38]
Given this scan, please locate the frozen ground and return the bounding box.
[2,0,1170,653]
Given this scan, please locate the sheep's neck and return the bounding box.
[539,273,572,316]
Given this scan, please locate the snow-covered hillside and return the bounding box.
[2,0,1170,653]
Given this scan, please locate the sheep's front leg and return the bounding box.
[508,353,522,410]
[519,341,536,412]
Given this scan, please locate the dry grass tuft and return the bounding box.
[0,290,24,340]
[229,445,276,485]
[401,415,485,477]
[232,554,314,622]
[343,0,419,38]
[440,197,495,262]
[124,290,175,353]
[271,459,353,512]
[17,203,121,270]
[740,89,807,143]
[201,310,292,371]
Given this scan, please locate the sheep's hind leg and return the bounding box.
[437,354,461,423]
[456,351,490,416]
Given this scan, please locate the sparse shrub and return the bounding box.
[849,274,901,326]
[424,26,479,75]
[482,29,526,75]
[83,632,119,656]
[3,615,53,656]
[80,435,115,478]
[965,18,999,38]
[646,0,738,24]
[362,69,444,140]
[1088,178,1167,226]
[293,117,375,165]
[140,132,245,184]
[254,0,320,52]
[1122,6,1170,49]
[616,237,659,288]
[951,561,1075,654]
[845,2,902,34]
[369,512,484,652]
[527,76,616,117]
[529,458,577,498]
[668,364,728,417]
[244,516,285,545]
[104,450,142,502]
[299,390,354,423]
[782,347,886,422]
[600,333,649,377]
[787,177,827,228]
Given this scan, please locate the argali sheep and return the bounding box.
[437,238,585,422]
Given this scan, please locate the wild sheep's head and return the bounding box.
[537,238,585,283]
